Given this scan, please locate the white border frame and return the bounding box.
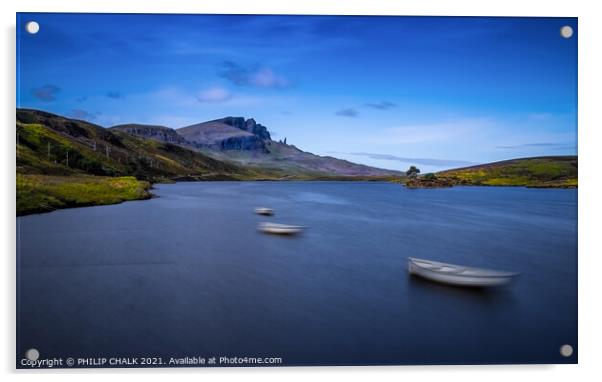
[2,1,601,381]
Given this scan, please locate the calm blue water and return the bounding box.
[16,182,577,366]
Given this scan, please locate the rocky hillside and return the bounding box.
[16,109,403,214]
[177,117,269,151]
[205,140,402,178]
[111,124,188,145]
[18,109,402,181]
[110,114,402,178]
[17,109,249,182]
[217,117,271,140]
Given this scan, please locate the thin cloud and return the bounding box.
[496,142,572,149]
[196,86,232,103]
[107,91,124,99]
[365,101,397,110]
[219,61,248,85]
[250,68,289,88]
[335,108,359,118]
[69,109,97,121]
[219,61,289,89]
[31,84,61,101]
[372,119,488,145]
[344,152,476,167]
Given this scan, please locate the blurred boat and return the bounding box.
[408,257,519,287]
[255,207,274,216]
[258,222,304,235]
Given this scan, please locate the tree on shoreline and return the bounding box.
[406,166,420,178]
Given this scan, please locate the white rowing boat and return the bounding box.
[255,207,274,216]
[408,257,519,287]
[258,222,304,235]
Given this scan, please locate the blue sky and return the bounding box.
[16,14,577,172]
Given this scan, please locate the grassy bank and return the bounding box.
[438,156,577,188]
[17,174,151,216]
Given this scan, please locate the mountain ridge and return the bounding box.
[108,113,402,177]
[18,108,401,180]
[111,123,188,145]
[16,108,403,215]
[16,109,577,216]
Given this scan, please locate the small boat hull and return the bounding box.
[255,208,274,216]
[408,257,518,287]
[258,222,304,235]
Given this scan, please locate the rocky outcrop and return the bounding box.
[218,135,266,151]
[177,117,272,152]
[112,117,273,153]
[20,108,404,180]
[111,124,187,145]
[213,117,271,141]
[244,118,271,140]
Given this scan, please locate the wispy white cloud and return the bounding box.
[371,118,489,145]
[496,142,573,150]
[137,86,272,109]
[333,152,475,167]
[196,86,232,103]
[249,68,289,88]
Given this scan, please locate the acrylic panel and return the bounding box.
[16,13,578,368]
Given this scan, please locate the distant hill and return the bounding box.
[202,140,402,178]
[438,156,577,188]
[111,124,188,145]
[111,114,402,178]
[16,109,577,215]
[17,109,246,182]
[176,117,268,151]
[16,109,275,215]
[16,109,403,214]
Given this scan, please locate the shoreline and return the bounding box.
[402,179,578,189]
[16,174,152,216]
[17,175,578,217]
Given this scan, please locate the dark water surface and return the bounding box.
[17,182,577,366]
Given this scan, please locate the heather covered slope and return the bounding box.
[16,109,404,214]
[17,109,248,182]
[16,109,260,215]
[438,156,578,188]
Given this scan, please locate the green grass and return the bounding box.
[439,156,577,188]
[16,110,248,182]
[17,174,151,215]
[18,109,399,216]
[17,122,121,176]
